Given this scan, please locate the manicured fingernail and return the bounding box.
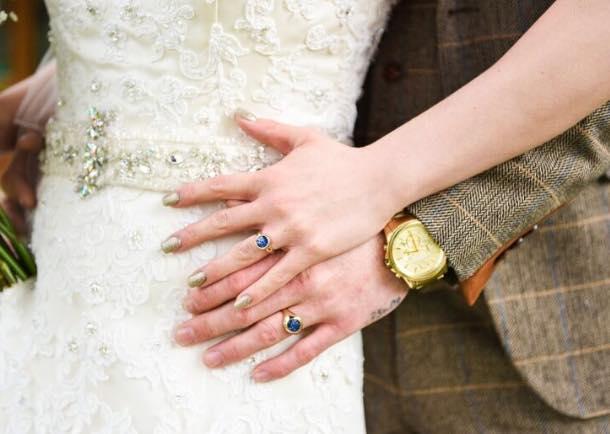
[234,294,252,310]
[252,370,271,383]
[203,351,223,368]
[174,327,195,346]
[188,271,207,288]
[162,191,180,206]
[161,236,181,254]
[234,108,257,122]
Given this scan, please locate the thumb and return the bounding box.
[234,109,313,155]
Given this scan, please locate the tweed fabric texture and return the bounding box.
[363,286,610,434]
[408,104,610,280]
[356,0,610,432]
[485,182,610,419]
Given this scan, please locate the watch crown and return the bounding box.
[383,244,387,251]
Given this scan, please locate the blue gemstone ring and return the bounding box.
[255,233,274,253]
[282,310,304,335]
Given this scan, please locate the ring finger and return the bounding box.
[163,202,265,253]
[187,233,274,290]
[201,305,316,369]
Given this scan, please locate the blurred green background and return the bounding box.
[0,1,49,90]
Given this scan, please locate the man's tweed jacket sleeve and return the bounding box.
[354,0,610,302]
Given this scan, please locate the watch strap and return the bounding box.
[383,211,414,238]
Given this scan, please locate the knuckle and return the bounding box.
[221,343,241,361]
[290,272,309,294]
[187,295,202,313]
[258,321,280,346]
[179,183,196,201]
[303,236,327,258]
[234,308,253,327]
[266,122,282,137]
[211,209,231,231]
[274,364,292,379]
[190,290,210,311]
[208,175,228,194]
[288,218,309,240]
[271,268,293,287]
[192,321,211,342]
[180,226,197,245]
[265,194,285,216]
[301,128,318,144]
[235,240,253,262]
[227,272,248,291]
[294,345,316,366]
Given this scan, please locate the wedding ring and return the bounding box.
[282,310,303,335]
[255,233,274,253]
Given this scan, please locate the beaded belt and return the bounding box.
[42,108,280,197]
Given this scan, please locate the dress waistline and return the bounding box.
[41,110,280,197]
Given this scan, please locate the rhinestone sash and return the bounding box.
[42,110,281,197]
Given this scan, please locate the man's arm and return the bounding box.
[408,100,610,303]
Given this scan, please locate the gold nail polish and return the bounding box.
[161,236,181,254]
[188,271,207,288]
[234,108,257,122]
[162,191,180,206]
[234,294,252,309]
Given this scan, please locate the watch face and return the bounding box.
[389,221,446,281]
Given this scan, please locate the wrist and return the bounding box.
[362,133,426,212]
[361,137,419,216]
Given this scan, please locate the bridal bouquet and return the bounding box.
[0,208,36,291]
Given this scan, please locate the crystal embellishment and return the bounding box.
[42,118,281,195]
[76,108,112,198]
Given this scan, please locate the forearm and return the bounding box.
[368,0,610,207]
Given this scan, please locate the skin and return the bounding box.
[3,0,609,381]
[177,232,407,382]
[168,0,610,311]
[167,0,610,379]
[0,77,44,232]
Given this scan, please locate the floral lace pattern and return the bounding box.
[43,0,395,194]
[0,0,396,432]
[0,177,365,433]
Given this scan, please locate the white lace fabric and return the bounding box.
[42,0,394,194]
[0,1,394,432]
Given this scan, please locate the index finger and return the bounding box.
[164,173,262,207]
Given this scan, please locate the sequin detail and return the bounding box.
[43,117,281,194]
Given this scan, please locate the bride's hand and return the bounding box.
[174,233,408,382]
[163,110,406,310]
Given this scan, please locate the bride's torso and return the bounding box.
[44,0,395,195]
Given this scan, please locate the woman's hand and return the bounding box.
[174,233,408,382]
[163,110,407,310]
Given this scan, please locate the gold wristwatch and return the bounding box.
[383,212,448,289]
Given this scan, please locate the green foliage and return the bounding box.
[0,207,36,290]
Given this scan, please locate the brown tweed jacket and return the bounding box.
[355,0,610,431]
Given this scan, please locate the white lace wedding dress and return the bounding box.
[0,1,394,432]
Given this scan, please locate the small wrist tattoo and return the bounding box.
[369,296,404,322]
